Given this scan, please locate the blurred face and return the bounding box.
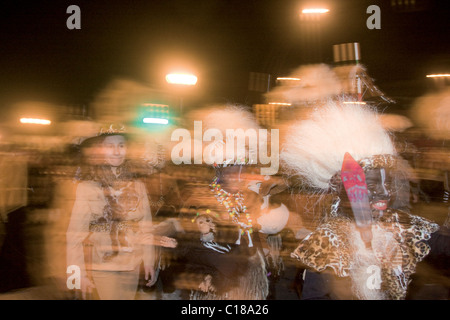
[103,135,127,167]
[365,168,393,213]
[196,215,216,235]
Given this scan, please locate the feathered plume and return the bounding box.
[280,98,396,190]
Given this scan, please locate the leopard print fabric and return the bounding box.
[291,216,353,277]
[291,209,439,299]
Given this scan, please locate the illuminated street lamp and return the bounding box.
[20,117,51,125]
[426,73,450,89]
[165,73,198,86]
[300,7,330,20]
[165,72,198,116]
[426,74,450,78]
[276,77,301,82]
[301,8,329,14]
[298,7,330,63]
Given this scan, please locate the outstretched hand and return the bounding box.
[142,234,178,248]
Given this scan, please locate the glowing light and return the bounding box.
[343,101,366,105]
[165,73,198,85]
[20,118,51,125]
[302,8,329,14]
[143,118,169,125]
[426,74,450,78]
[269,102,292,106]
[276,77,301,81]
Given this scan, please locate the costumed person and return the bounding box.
[280,99,439,300]
[405,87,450,299]
[247,175,301,299]
[178,104,270,300]
[66,124,160,300]
[168,207,257,300]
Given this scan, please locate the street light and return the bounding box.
[165,72,198,116]
[426,74,450,78]
[20,118,51,125]
[165,73,198,86]
[426,73,450,90]
[298,7,330,63]
[301,8,329,14]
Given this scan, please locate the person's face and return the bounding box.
[196,215,216,235]
[102,135,127,167]
[365,168,394,213]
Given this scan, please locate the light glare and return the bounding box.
[143,118,169,125]
[276,77,301,81]
[269,102,292,106]
[302,8,329,14]
[426,74,450,78]
[165,73,198,85]
[20,118,51,125]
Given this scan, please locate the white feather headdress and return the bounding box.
[280,98,396,190]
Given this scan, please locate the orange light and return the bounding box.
[20,118,51,125]
[269,102,292,106]
[426,74,450,78]
[165,73,198,85]
[302,8,329,14]
[276,77,301,81]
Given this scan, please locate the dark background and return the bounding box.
[0,0,449,114]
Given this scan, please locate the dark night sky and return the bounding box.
[0,0,449,114]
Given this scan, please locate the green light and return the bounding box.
[135,102,171,130]
[143,118,169,125]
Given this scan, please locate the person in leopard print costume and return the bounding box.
[280,98,439,300]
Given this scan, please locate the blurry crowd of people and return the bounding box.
[0,90,448,301]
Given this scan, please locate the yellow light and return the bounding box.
[20,118,51,125]
[426,74,450,78]
[165,73,198,85]
[276,77,301,81]
[269,102,292,106]
[302,8,329,14]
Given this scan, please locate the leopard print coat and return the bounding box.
[291,209,439,299]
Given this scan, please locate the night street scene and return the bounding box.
[0,0,448,309]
